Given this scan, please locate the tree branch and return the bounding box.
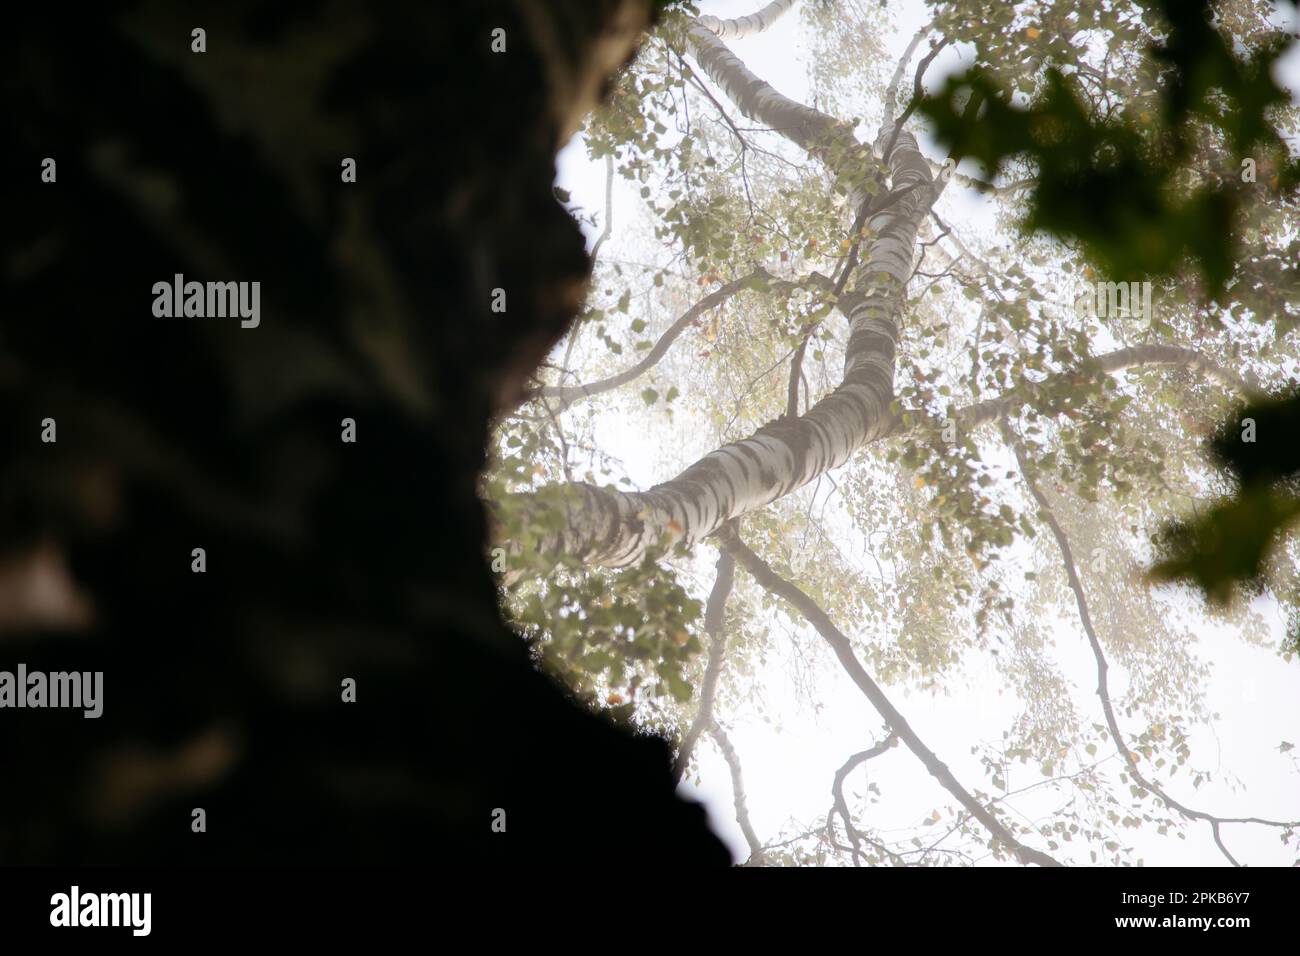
[709,719,766,865]
[505,329,1242,581]
[884,23,931,123]
[1000,417,1299,866]
[674,543,736,783]
[952,344,1254,434]
[716,524,1062,866]
[697,0,797,41]
[590,153,615,263]
[882,39,951,168]
[684,15,856,165]
[525,270,765,409]
[827,731,902,866]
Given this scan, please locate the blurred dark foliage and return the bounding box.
[1210,391,1300,485]
[1151,392,1300,619]
[920,0,1299,298]
[0,1,727,863]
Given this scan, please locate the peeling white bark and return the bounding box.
[696,0,797,41]
[685,15,856,164]
[499,14,954,570]
[519,131,934,567]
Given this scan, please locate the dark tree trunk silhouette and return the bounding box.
[1,0,728,864]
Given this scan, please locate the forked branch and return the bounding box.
[716,524,1061,866]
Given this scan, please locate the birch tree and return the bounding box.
[488,0,1300,865]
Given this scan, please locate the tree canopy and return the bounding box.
[487,0,1300,865]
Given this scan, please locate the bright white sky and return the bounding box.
[554,0,1300,865]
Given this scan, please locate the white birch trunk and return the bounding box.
[696,0,797,41]
[501,15,944,570]
[519,115,934,567]
[684,15,858,166]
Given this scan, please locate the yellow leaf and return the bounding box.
[674,630,690,646]
[914,476,926,489]
[1026,26,1041,39]
[666,519,685,535]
